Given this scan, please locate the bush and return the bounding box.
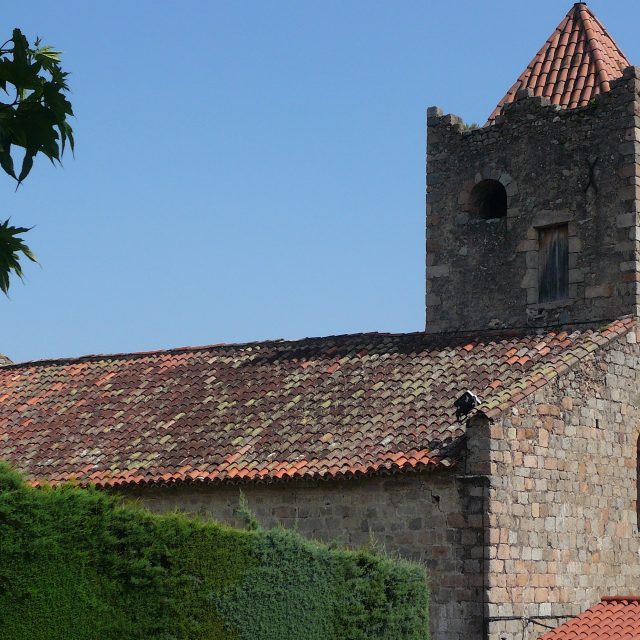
[0,463,429,639]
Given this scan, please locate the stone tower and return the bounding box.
[426,3,640,334]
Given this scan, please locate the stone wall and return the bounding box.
[481,330,640,640]
[120,331,640,640]
[125,471,485,640]
[426,66,640,334]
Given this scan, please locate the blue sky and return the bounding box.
[3,1,639,362]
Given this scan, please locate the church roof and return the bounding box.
[0,317,633,488]
[538,596,640,640]
[488,3,630,124]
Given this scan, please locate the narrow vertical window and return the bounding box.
[538,224,569,303]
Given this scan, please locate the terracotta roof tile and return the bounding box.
[539,596,640,640]
[0,317,634,488]
[488,3,630,124]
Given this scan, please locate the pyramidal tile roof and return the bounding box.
[488,3,630,124]
[538,596,640,640]
[0,317,634,488]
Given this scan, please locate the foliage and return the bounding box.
[0,29,74,293]
[0,218,36,293]
[0,464,430,640]
[0,29,74,183]
[237,489,260,531]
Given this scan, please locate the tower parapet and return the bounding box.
[426,66,640,333]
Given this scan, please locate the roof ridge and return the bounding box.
[584,4,631,69]
[601,595,640,603]
[4,330,429,369]
[481,316,636,419]
[4,317,634,370]
[578,3,618,92]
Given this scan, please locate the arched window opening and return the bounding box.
[470,179,507,220]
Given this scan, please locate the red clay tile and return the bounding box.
[488,3,629,124]
[538,595,640,640]
[0,318,634,487]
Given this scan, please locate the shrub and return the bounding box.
[0,463,429,639]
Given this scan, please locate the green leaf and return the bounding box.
[0,218,37,294]
[65,124,74,154]
[0,27,74,177]
[0,142,16,179]
[34,45,62,63]
[17,149,35,183]
[10,30,29,72]
[0,27,74,292]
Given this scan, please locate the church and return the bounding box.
[1,4,639,639]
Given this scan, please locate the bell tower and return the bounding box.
[426,3,640,333]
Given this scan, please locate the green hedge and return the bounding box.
[0,464,429,639]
